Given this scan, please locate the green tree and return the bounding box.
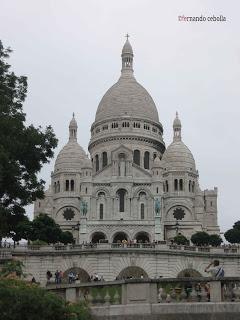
[173,234,189,245]
[208,234,223,247]
[0,260,25,278]
[0,279,92,320]
[0,40,58,239]
[224,228,240,244]
[29,214,74,244]
[191,231,210,246]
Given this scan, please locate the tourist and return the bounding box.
[46,270,52,284]
[204,260,224,279]
[31,277,36,283]
[55,270,60,284]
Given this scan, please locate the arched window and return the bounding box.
[57,181,60,193]
[189,180,192,192]
[156,187,159,194]
[174,179,178,191]
[95,154,99,172]
[65,180,69,191]
[54,182,57,193]
[80,184,82,192]
[100,204,104,220]
[102,152,108,168]
[117,189,127,212]
[70,179,74,191]
[192,181,195,193]
[166,180,169,192]
[179,179,183,191]
[141,203,145,220]
[144,151,150,169]
[85,187,88,194]
[133,150,140,166]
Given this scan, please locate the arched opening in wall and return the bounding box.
[140,203,145,220]
[144,151,150,169]
[117,266,148,280]
[133,150,140,166]
[91,232,107,244]
[117,189,127,212]
[189,180,192,192]
[179,179,183,191]
[65,180,69,191]
[57,181,60,193]
[192,181,195,193]
[63,267,90,283]
[165,181,169,192]
[177,269,202,278]
[113,232,128,243]
[174,179,178,191]
[70,179,74,191]
[99,203,104,220]
[95,154,99,172]
[135,231,150,243]
[102,152,108,168]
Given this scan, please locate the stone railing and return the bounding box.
[0,250,12,261]
[46,277,240,305]
[4,242,240,255]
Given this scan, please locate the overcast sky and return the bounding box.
[1,0,239,232]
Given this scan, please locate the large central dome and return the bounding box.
[95,38,159,124]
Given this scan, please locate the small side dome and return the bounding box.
[162,112,196,171]
[162,141,196,171]
[54,114,92,172]
[54,142,91,172]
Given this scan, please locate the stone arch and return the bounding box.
[132,187,153,199]
[134,231,151,243]
[112,231,129,243]
[117,266,148,280]
[93,187,110,198]
[63,267,90,282]
[91,231,107,243]
[177,268,202,278]
[56,205,80,215]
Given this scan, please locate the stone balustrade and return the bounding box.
[2,242,240,255]
[0,250,12,261]
[46,277,240,305]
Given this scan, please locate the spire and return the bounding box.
[69,113,78,141]
[121,34,134,76]
[173,112,182,141]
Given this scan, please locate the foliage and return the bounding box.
[28,214,74,244]
[0,279,92,320]
[0,260,25,278]
[0,40,58,239]
[191,232,210,246]
[208,234,223,247]
[173,234,189,245]
[31,240,48,246]
[224,221,240,244]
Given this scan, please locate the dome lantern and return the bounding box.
[173,112,182,142]
[121,34,134,76]
[69,112,78,141]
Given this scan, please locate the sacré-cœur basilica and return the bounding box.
[34,37,220,244]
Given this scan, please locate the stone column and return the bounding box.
[66,287,77,303]
[210,281,222,302]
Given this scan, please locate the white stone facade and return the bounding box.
[34,38,220,243]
